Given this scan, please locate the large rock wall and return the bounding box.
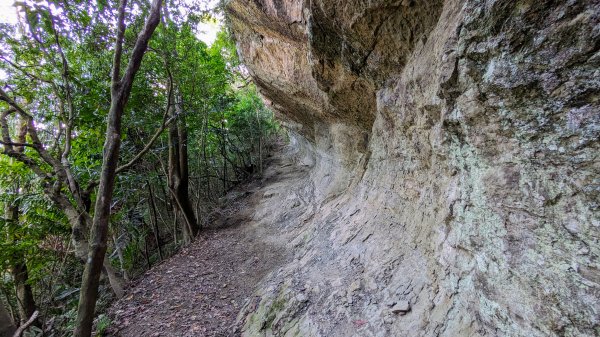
[226,0,600,336]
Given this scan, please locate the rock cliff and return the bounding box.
[225,0,600,336]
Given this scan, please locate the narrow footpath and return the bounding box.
[107,145,310,336]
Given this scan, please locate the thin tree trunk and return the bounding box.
[142,232,151,270]
[201,107,212,200]
[177,114,199,234]
[193,179,202,225]
[152,162,172,231]
[103,258,126,297]
[172,213,178,245]
[147,182,163,261]
[221,116,227,194]
[111,235,127,281]
[12,263,36,327]
[74,1,162,335]
[168,95,198,243]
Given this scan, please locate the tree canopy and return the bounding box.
[0,1,277,335]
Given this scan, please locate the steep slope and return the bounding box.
[225,0,600,336]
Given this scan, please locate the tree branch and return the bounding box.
[86,73,175,192]
[114,65,175,175]
[0,89,34,119]
[112,0,128,86]
[0,108,16,152]
[0,55,54,85]
[0,89,60,166]
[23,7,60,71]
[12,310,38,337]
[115,114,176,175]
[1,111,47,179]
[0,140,36,148]
[119,0,163,97]
[0,88,84,206]
[48,12,76,164]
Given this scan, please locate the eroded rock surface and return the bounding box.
[226,0,600,336]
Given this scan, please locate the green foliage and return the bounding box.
[0,0,281,334]
[95,314,111,336]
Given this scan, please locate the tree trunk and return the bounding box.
[152,164,172,232]
[221,116,227,194]
[6,202,37,328]
[103,259,125,298]
[5,119,38,327]
[201,107,212,200]
[66,208,125,298]
[111,234,128,281]
[0,303,15,337]
[12,263,36,327]
[73,1,162,335]
[147,182,163,261]
[168,98,198,243]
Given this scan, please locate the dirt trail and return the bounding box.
[107,146,309,336]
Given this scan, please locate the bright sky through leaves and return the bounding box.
[0,1,18,24]
[0,0,221,44]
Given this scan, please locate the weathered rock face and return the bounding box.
[226,0,600,336]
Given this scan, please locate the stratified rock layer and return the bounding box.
[226,0,600,336]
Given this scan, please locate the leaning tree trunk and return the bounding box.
[0,303,15,337]
[168,100,199,243]
[73,1,162,336]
